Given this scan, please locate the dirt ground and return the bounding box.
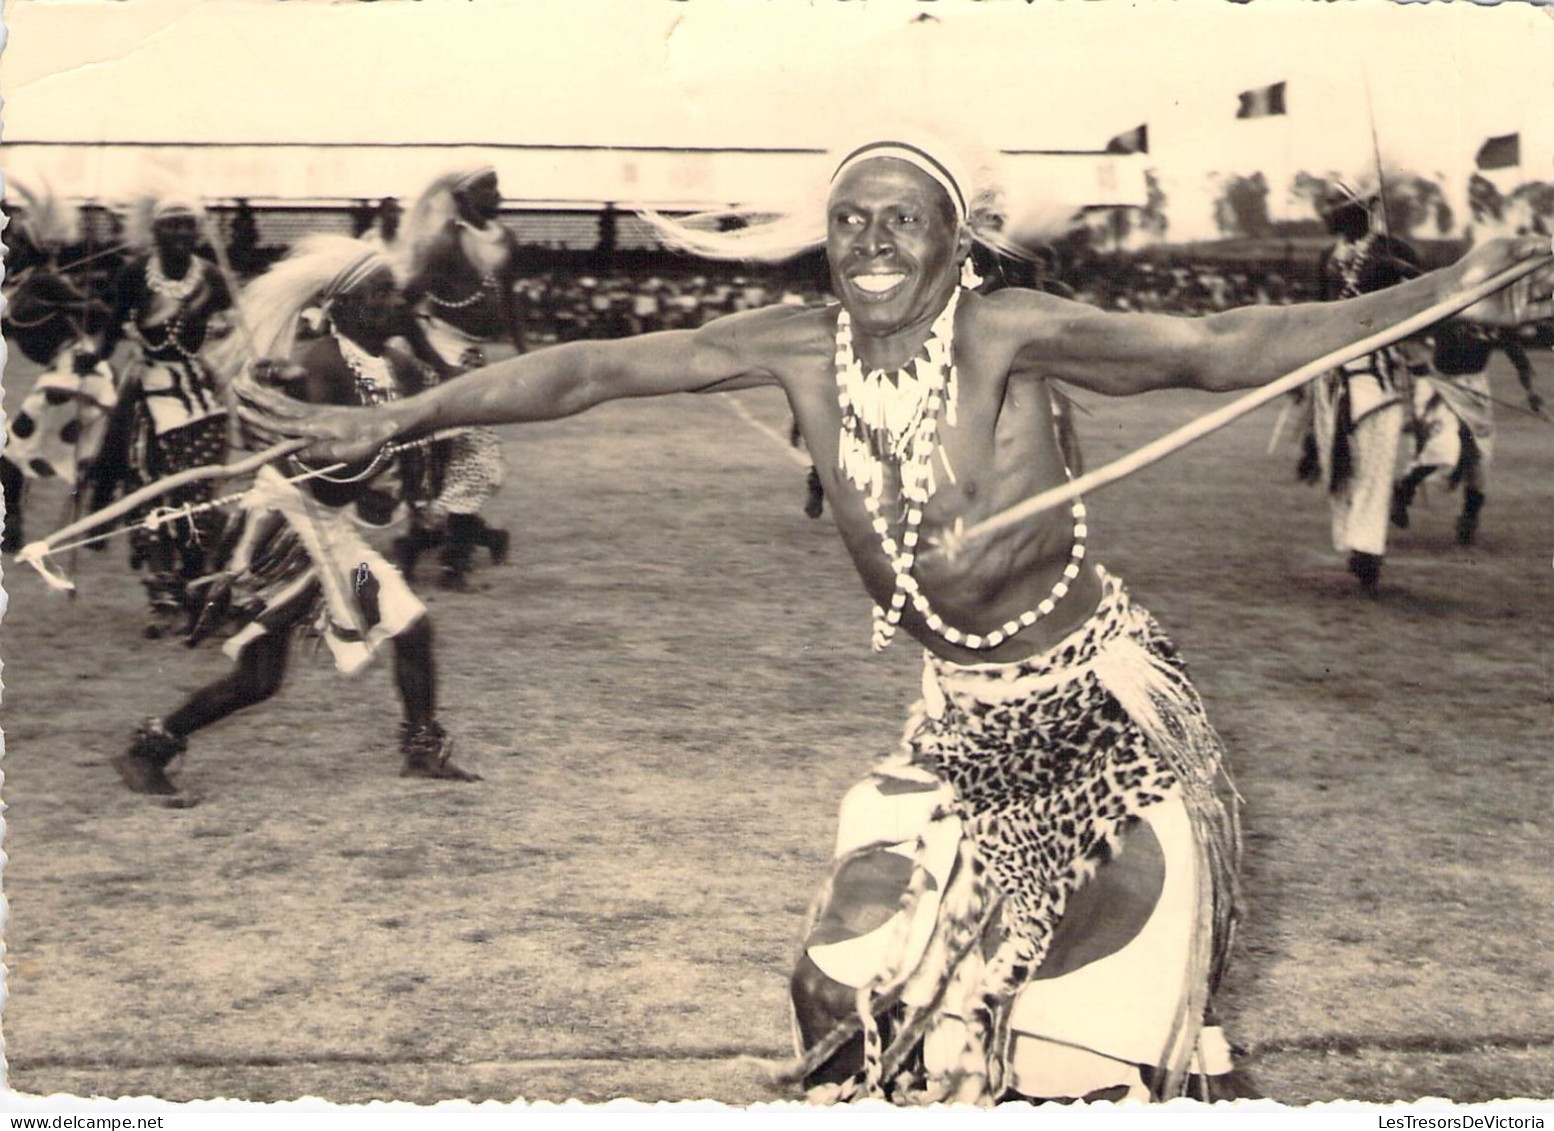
[2,346,1551,1108]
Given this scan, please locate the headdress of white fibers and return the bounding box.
[210,234,393,378]
[400,165,501,279]
[638,127,1035,267]
[6,178,83,249]
[120,189,207,252]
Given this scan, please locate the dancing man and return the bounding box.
[1301,179,1420,594]
[241,132,1551,1104]
[394,165,522,589]
[1391,324,1543,545]
[114,236,480,797]
[82,195,235,635]
[2,184,118,556]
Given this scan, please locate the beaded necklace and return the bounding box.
[1331,232,1377,298]
[835,288,1088,653]
[333,331,399,407]
[138,256,208,362]
[428,275,501,310]
[135,317,205,364]
[429,220,505,309]
[145,254,201,304]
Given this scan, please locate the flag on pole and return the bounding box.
[1474,133,1520,171]
[1105,124,1149,155]
[1236,81,1286,119]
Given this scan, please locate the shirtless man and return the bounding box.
[1390,317,1544,546]
[83,198,235,635]
[116,236,478,796]
[395,166,522,588]
[241,136,1551,1104]
[1,186,117,556]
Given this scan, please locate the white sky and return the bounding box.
[2,0,1551,240]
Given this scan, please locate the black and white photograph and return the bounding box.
[2,0,1552,1116]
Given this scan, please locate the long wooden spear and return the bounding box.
[937,252,1551,560]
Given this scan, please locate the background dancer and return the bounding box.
[1,183,119,556]
[1391,325,1543,545]
[241,130,1552,1104]
[1300,179,1420,594]
[395,165,521,589]
[82,194,235,635]
[359,196,403,257]
[115,236,480,797]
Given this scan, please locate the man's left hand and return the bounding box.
[1456,236,1554,327]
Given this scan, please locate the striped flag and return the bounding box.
[1105,124,1149,155]
[1236,81,1286,119]
[1474,133,1520,171]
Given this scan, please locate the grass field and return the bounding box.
[2,345,1552,1107]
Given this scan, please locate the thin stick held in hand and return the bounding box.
[15,439,311,591]
[939,253,1552,560]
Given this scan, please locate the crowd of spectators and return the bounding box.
[1058,254,1316,314]
[513,271,821,343]
[4,197,1327,356]
[501,252,1317,346]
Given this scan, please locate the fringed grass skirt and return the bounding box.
[789,567,1241,1104]
[216,466,425,675]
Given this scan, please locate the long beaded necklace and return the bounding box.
[135,316,205,364]
[835,289,1088,653]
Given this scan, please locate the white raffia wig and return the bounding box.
[6,178,84,250]
[211,234,394,378]
[638,123,1039,269]
[119,185,208,253]
[398,164,499,280]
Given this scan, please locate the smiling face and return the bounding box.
[826,158,971,349]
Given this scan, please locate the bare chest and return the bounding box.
[789,345,1058,530]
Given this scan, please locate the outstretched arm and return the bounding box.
[239,309,780,463]
[1003,236,1552,397]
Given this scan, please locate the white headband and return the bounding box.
[831,141,969,223]
[322,249,393,300]
[152,199,199,222]
[452,165,498,193]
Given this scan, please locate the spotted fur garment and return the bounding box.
[861,569,1242,1100]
